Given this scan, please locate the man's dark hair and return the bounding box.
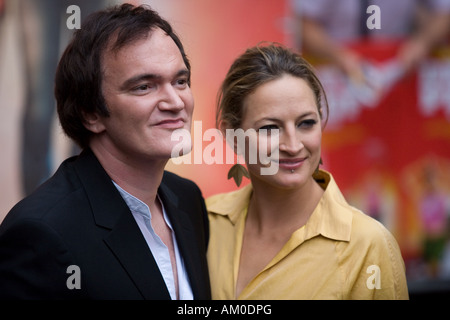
[55,3,191,148]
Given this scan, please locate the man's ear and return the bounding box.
[82,111,106,133]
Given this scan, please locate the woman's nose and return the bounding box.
[279,128,302,155]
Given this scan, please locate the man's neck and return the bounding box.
[89,140,167,208]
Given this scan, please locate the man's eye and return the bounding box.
[131,84,154,95]
[136,85,149,91]
[175,78,188,88]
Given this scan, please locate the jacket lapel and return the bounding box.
[158,181,207,299]
[73,149,171,299]
[103,212,171,299]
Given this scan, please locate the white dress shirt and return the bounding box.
[113,181,193,300]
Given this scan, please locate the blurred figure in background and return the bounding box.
[292,0,450,84]
[419,166,448,277]
[9,0,109,195]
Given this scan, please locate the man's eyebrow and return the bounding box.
[120,69,190,90]
[176,69,190,79]
[120,73,160,90]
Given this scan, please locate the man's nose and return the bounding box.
[157,84,184,112]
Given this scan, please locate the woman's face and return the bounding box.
[240,74,322,190]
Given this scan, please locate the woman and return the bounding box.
[207,43,409,299]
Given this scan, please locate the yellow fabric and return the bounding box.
[206,170,409,300]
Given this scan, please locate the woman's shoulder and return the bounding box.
[336,203,406,291]
[318,170,399,249]
[339,205,408,299]
[349,205,399,249]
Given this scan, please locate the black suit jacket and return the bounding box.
[0,149,211,299]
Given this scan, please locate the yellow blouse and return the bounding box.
[206,170,409,300]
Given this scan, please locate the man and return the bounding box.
[0,4,211,300]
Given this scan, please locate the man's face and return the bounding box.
[93,27,194,162]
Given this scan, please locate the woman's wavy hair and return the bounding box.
[216,43,329,130]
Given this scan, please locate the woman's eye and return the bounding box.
[258,125,278,134]
[298,119,317,128]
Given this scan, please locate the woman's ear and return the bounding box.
[82,111,106,134]
[318,107,326,129]
[221,121,240,155]
[219,120,230,136]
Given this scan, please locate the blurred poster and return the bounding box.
[316,40,450,282]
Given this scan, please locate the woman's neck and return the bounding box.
[247,176,324,235]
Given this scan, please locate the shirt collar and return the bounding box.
[112,181,173,229]
[207,183,253,225]
[112,181,150,218]
[207,170,352,242]
[306,170,352,242]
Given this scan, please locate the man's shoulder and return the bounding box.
[1,157,83,227]
[160,171,206,210]
[162,170,200,192]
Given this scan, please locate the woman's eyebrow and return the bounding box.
[254,111,317,125]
